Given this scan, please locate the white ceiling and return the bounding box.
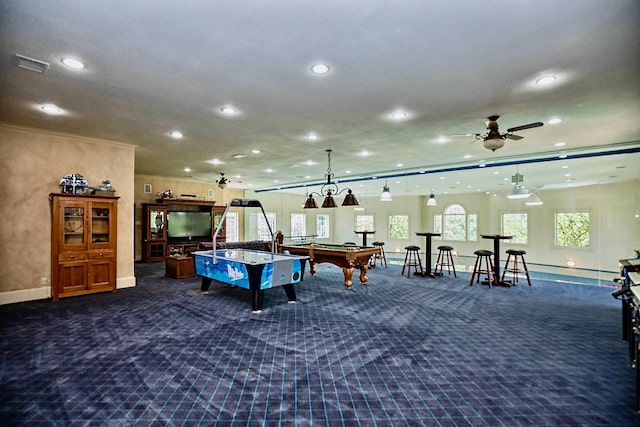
[1,0,639,198]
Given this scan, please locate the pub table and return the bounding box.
[354,230,376,247]
[481,234,513,287]
[416,232,442,277]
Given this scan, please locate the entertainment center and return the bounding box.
[141,199,226,262]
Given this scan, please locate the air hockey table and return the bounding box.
[194,248,308,312]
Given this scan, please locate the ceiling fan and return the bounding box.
[470,115,543,151]
[216,173,229,189]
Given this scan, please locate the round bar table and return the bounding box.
[480,234,513,287]
[416,232,442,277]
[354,230,375,247]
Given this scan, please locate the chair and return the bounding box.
[369,241,387,268]
[434,245,456,277]
[470,250,495,288]
[402,245,423,277]
[501,249,532,286]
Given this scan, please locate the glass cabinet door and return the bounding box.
[63,205,85,246]
[150,209,166,240]
[91,206,111,244]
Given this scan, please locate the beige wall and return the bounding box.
[0,124,136,304]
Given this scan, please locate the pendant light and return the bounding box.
[380,179,392,201]
[427,189,437,206]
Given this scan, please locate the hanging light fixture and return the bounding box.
[427,189,437,206]
[507,168,531,199]
[380,179,392,201]
[303,149,359,209]
[526,190,543,206]
[216,173,229,189]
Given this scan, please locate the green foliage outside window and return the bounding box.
[502,213,528,244]
[388,215,409,239]
[556,212,590,247]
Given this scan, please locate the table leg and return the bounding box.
[282,283,296,303]
[342,267,354,289]
[493,238,501,282]
[200,277,212,292]
[358,265,369,285]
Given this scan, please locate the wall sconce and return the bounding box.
[303,149,359,209]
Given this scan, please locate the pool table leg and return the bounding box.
[342,267,354,289]
[358,265,369,285]
[200,277,212,292]
[309,261,317,276]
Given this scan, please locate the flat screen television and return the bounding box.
[167,211,211,240]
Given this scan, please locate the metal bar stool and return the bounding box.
[402,245,423,277]
[470,249,495,288]
[369,241,387,268]
[434,245,456,277]
[501,249,532,286]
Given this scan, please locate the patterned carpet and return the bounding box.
[0,261,637,426]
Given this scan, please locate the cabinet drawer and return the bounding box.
[88,250,114,260]
[58,252,88,263]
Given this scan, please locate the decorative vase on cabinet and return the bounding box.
[50,193,118,301]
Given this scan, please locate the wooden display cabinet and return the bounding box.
[50,193,118,301]
[141,204,167,262]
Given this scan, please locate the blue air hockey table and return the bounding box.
[194,249,308,312]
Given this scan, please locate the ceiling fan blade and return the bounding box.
[505,133,524,141]
[506,122,543,133]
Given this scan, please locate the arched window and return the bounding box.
[443,204,467,241]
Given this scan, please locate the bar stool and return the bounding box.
[369,241,387,268]
[501,249,532,286]
[470,250,495,288]
[402,245,423,277]
[434,245,456,277]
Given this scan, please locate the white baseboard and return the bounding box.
[0,276,137,305]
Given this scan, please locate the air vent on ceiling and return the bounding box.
[13,53,49,74]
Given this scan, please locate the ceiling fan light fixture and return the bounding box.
[507,185,531,199]
[483,137,505,151]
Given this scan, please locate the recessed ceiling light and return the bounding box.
[389,110,408,121]
[265,168,274,173]
[302,160,315,166]
[183,167,191,172]
[61,57,85,70]
[548,117,562,125]
[397,163,403,167]
[359,150,371,157]
[562,165,569,169]
[310,63,330,74]
[306,132,319,141]
[208,158,223,165]
[251,149,261,154]
[39,103,64,115]
[558,153,567,159]
[169,130,183,139]
[536,76,557,86]
[232,154,247,159]
[220,106,237,115]
[345,170,352,174]
[555,141,566,147]
[463,154,472,159]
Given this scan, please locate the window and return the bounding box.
[443,204,467,241]
[502,213,527,244]
[355,215,374,232]
[433,214,442,240]
[467,214,477,241]
[316,214,329,239]
[556,211,590,247]
[388,214,409,239]
[290,213,306,239]
[257,212,276,241]
[225,212,238,242]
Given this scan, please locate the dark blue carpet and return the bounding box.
[0,261,637,426]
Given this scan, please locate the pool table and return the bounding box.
[279,243,381,289]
